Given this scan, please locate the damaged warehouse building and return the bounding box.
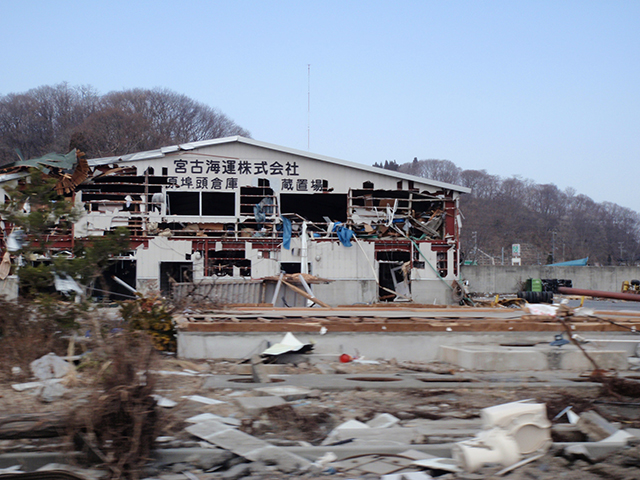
[0,136,469,305]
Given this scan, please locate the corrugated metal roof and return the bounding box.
[88,136,471,193]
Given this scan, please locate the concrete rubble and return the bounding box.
[4,310,640,479]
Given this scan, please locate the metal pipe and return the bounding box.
[558,286,640,302]
[111,275,138,294]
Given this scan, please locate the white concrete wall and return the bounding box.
[461,265,640,294]
[135,237,193,285]
[178,330,634,362]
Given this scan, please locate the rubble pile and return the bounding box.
[2,349,640,480]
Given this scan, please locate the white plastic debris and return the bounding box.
[152,395,178,408]
[526,304,558,316]
[30,353,72,380]
[262,332,313,356]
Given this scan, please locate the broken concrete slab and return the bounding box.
[234,396,287,416]
[412,457,461,473]
[367,413,401,429]
[322,427,423,446]
[382,472,433,480]
[185,419,311,473]
[181,395,226,405]
[220,462,251,480]
[186,413,241,427]
[250,355,271,384]
[577,411,619,441]
[185,449,235,470]
[252,385,313,401]
[243,445,312,473]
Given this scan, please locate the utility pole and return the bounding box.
[307,64,311,150]
[551,231,556,264]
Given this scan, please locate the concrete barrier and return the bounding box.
[461,266,640,294]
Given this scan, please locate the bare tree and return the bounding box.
[387,156,640,266]
[0,84,250,164]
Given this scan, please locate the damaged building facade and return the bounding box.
[1,137,469,305]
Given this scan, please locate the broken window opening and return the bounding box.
[348,189,446,240]
[376,251,411,302]
[78,171,166,213]
[437,251,448,277]
[160,261,193,296]
[240,184,278,232]
[279,262,311,275]
[93,259,137,301]
[206,250,251,277]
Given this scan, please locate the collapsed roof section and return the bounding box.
[0,149,89,195]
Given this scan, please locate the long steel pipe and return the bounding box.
[558,286,640,302]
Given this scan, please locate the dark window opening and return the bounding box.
[397,180,403,190]
[207,250,251,277]
[166,192,235,216]
[202,192,235,216]
[280,262,302,274]
[160,262,192,296]
[363,181,374,189]
[280,193,347,222]
[162,167,168,176]
[258,178,270,187]
[167,192,199,215]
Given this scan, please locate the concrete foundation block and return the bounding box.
[439,344,628,371]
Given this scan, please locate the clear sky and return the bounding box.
[1,1,639,211]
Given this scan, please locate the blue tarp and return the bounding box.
[332,222,354,247]
[281,217,292,250]
[546,257,589,267]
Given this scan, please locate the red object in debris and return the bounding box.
[340,354,353,363]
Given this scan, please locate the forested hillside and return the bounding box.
[0,83,250,165]
[375,159,640,266]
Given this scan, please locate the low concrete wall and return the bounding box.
[177,330,635,364]
[461,266,640,294]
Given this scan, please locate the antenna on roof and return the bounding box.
[307,64,311,150]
